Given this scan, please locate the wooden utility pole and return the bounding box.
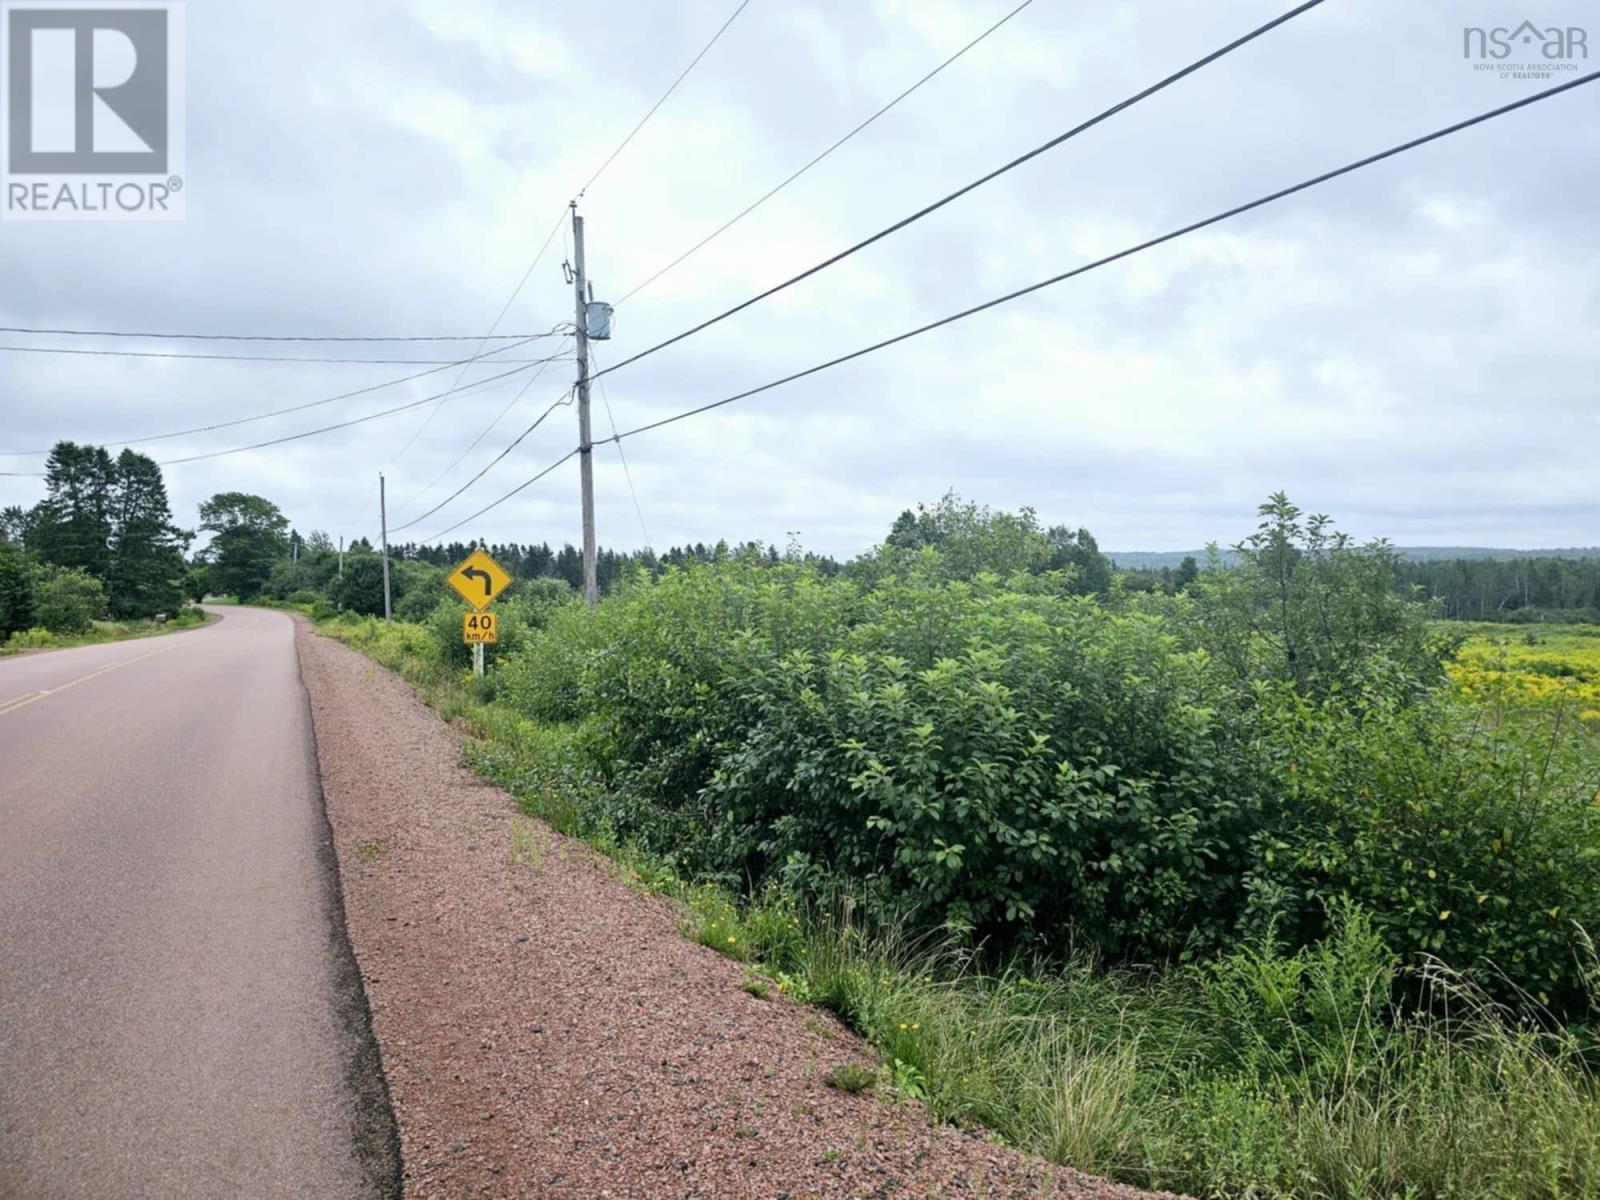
[571,202,598,609]
[379,473,393,623]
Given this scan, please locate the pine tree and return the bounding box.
[29,442,116,580]
[107,450,190,619]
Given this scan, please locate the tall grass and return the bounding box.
[723,898,1600,1200]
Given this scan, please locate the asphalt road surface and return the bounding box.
[0,607,396,1199]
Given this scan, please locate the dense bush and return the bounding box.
[1246,687,1600,1010]
[491,542,1600,1008]
[325,554,392,616]
[711,586,1273,957]
[499,561,1278,957]
[0,539,34,637]
[32,565,108,634]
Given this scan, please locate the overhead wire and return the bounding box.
[400,335,576,508]
[592,0,1327,384]
[0,338,564,457]
[390,385,575,533]
[0,325,558,342]
[575,0,753,199]
[589,346,651,550]
[0,343,565,365]
[420,449,580,544]
[587,71,1600,446]
[413,65,1588,539]
[385,208,571,469]
[160,362,544,466]
[393,0,751,490]
[616,0,1036,306]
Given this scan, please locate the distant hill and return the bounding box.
[1107,547,1600,570]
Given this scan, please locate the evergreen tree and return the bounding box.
[0,538,35,638]
[29,442,116,580]
[106,450,190,619]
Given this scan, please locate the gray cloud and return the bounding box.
[2,0,1596,558]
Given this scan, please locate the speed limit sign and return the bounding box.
[462,611,498,644]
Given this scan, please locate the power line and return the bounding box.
[400,336,575,508]
[391,0,750,478]
[591,71,1600,448]
[0,362,551,477]
[373,66,1596,542]
[385,207,571,470]
[590,347,651,550]
[0,325,559,342]
[390,386,574,533]
[0,343,565,365]
[593,0,1325,384]
[0,339,564,457]
[421,448,579,543]
[161,362,542,466]
[617,0,1035,306]
[576,0,752,199]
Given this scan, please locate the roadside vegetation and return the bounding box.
[2,442,206,651]
[312,492,1600,1200]
[9,441,1594,1194]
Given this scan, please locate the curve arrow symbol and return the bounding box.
[462,566,493,597]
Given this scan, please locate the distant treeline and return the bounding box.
[394,538,846,596]
[1118,552,1600,624]
[1395,555,1600,623]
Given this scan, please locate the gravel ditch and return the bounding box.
[295,618,1175,1200]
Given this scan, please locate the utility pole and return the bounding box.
[338,535,345,577]
[571,201,598,609]
[379,473,392,624]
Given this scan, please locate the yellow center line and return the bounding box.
[0,645,179,719]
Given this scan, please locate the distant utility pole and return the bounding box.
[571,201,598,609]
[338,535,345,577]
[379,473,392,624]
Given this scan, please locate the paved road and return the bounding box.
[0,607,396,1199]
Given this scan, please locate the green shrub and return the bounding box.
[32,565,107,634]
[1247,688,1600,1011]
[499,560,1275,957]
[1187,493,1458,702]
[0,540,35,638]
[4,626,58,651]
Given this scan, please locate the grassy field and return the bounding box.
[1448,623,1600,726]
[317,610,1600,1200]
[1,606,213,656]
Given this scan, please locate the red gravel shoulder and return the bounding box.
[296,619,1176,1200]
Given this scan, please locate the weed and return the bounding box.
[825,1063,879,1095]
[355,837,390,862]
[506,817,543,871]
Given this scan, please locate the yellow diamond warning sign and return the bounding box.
[446,548,512,610]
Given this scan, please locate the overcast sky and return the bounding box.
[2,0,1597,557]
